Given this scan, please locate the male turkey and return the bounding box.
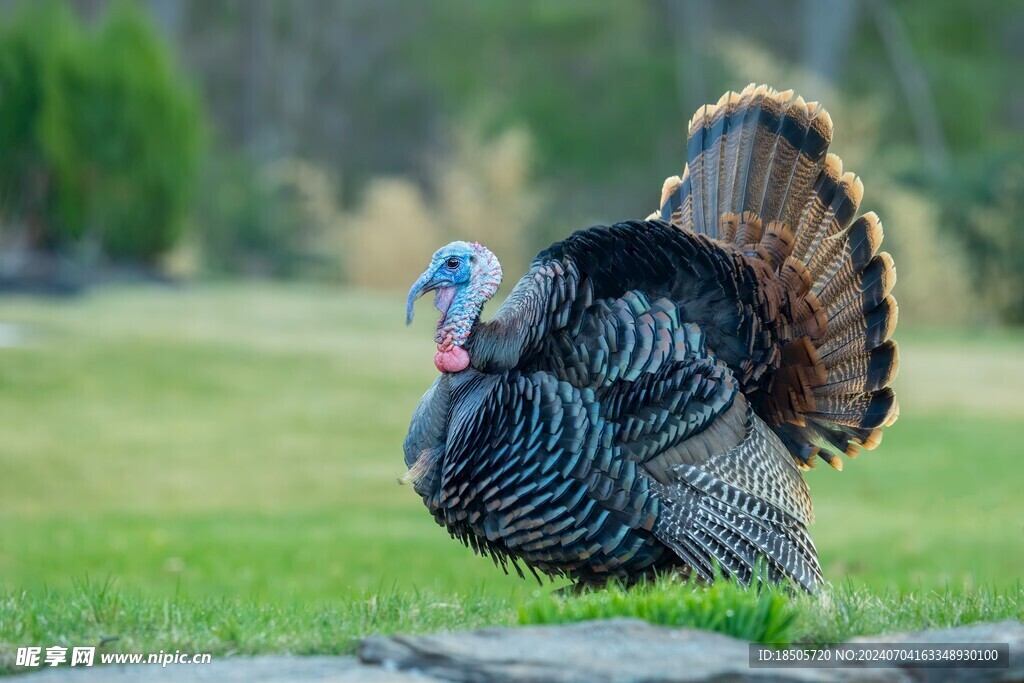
[403,85,898,591]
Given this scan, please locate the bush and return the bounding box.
[345,125,543,290]
[0,0,203,263]
[195,156,344,279]
[935,153,1024,324]
[43,0,203,262]
[0,1,76,242]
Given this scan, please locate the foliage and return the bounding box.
[407,2,693,228]
[846,0,1021,162]
[843,0,1024,324]
[41,0,203,262]
[932,153,1024,323]
[0,1,77,241]
[345,126,542,289]
[0,0,203,263]
[0,1,1015,320]
[415,3,679,178]
[195,155,343,279]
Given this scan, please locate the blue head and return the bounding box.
[407,241,502,372]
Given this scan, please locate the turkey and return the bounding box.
[403,84,899,592]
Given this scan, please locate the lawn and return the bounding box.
[1,284,1022,669]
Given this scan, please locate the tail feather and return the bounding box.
[701,94,731,234]
[780,105,832,231]
[803,171,864,283]
[657,84,900,469]
[815,213,885,306]
[727,84,768,220]
[821,252,896,315]
[819,341,899,397]
[686,86,836,235]
[741,88,793,220]
[810,386,898,427]
[754,93,806,223]
[719,86,756,220]
[687,105,713,238]
[818,295,898,364]
[824,281,891,346]
[790,154,843,263]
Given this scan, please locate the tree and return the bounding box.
[0,1,77,248]
[41,0,204,262]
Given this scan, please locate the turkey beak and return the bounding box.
[406,269,443,325]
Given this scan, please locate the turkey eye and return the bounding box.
[446,258,460,269]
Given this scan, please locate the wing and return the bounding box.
[426,369,666,583]
[649,455,822,591]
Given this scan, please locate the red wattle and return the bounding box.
[434,345,470,373]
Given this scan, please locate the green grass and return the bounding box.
[520,580,1024,645]
[520,576,801,644]
[0,283,1021,671]
[1,579,1020,671]
[1,580,519,663]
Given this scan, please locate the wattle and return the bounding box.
[434,345,470,373]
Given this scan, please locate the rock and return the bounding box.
[849,620,1024,683]
[13,619,1023,682]
[359,618,893,682]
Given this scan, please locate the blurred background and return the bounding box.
[1,0,1021,601]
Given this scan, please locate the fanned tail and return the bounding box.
[656,84,899,469]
